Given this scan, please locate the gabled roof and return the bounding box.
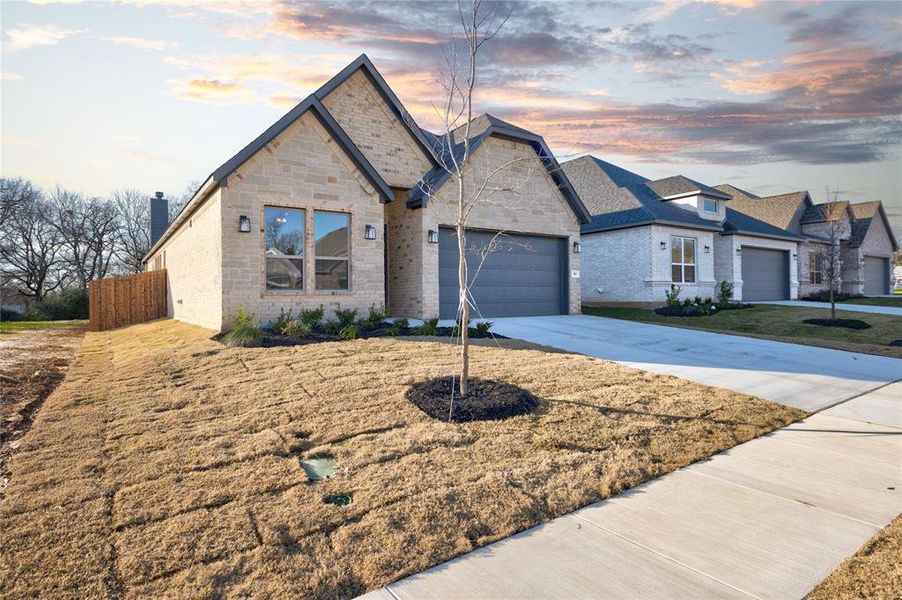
[721,208,806,242]
[646,175,731,200]
[848,201,899,250]
[407,114,591,224]
[717,189,811,231]
[714,183,759,199]
[314,54,438,166]
[800,200,851,224]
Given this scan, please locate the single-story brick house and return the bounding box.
[143,55,590,331]
[561,156,805,304]
[715,186,899,296]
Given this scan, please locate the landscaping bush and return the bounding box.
[717,281,734,305]
[801,290,864,302]
[474,321,494,336]
[0,309,23,322]
[339,323,359,340]
[364,304,387,327]
[665,284,682,308]
[19,288,88,321]
[300,306,325,329]
[412,317,439,336]
[222,307,263,347]
[803,318,871,330]
[393,318,409,330]
[334,308,358,327]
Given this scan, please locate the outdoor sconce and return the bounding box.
[427,229,439,244]
[660,241,667,250]
[704,245,711,254]
[238,215,251,233]
[364,224,377,240]
[573,241,582,254]
[736,248,742,255]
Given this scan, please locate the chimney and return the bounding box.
[150,191,169,246]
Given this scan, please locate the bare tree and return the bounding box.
[112,188,150,273]
[49,187,120,290]
[811,193,852,320]
[0,180,65,300]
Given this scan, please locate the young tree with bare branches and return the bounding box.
[811,192,852,320]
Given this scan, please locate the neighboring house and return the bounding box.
[562,156,804,304]
[715,186,898,296]
[1,271,33,314]
[143,55,589,331]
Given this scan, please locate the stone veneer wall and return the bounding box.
[797,241,831,298]
[321,70,432,189]
[145,189,223,331]
[415,136,583,318]
[858,211,896,292]
[384,189,425,317]
[219,111,385,330]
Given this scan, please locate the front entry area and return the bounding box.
[438,228,567,320]
[740,247,790,301]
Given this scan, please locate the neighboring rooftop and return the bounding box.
[800,201,851,224]
[715,188,812,231]
[646,175,731,200]
[847,201,899,250]
[714,183,759,200]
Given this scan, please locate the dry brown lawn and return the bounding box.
[0,319,805,599]
[806,515,902,599]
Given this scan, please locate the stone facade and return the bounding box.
[414,136,583,317]
[715,234,800,301]
[145,189,223,330]
[321,70,432,189]
[797,240,831,298]
[385,189,425,317]
[220,112,385,328]
[842,213,896,294]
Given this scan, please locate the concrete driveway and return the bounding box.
[756,300,902,316]
[488,314,901,412]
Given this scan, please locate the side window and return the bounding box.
[703,199,718,213]
[809,252,823,284]
[671,236,696,283]
[264,207,305,290]
[314,211,350,290]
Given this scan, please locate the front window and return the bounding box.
[265,207,304,290]
[315,211,350,290]
[703,198,718,213]
[671,236,696,283]
[809,252,824,284]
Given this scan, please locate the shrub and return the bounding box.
[22,306,51,321]
[717,281,734,305]
[323,321,342,335]
[693,295,703,306]
[413,317,439,336]
[300,306,325,329]
[474,321,494,336]
[682,298,693,307]
[272,308,294,333]
[223,307,262,347]
[21,288,88,321]
[800,290,864,302]
[393,318,409,330]
[365,304,387,327]
[703,297,713,305]
[452,317,470,337]
[339,323,359,340]
[0,309,22,322]
[334,308,358,327]
[665,284,682,309]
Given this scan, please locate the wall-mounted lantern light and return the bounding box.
[238,215,251,233]
[660,241,667,250]
[704,245,711,254]
[736,248,742,255]
[427,229,439,244]
[364,224,377,240]
[573,241,582,254]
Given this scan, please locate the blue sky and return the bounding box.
[2,0,900,236]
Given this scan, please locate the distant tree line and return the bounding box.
[0,177,194,318]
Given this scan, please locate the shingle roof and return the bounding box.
[714,183,759,199]
[646,175,731,200]
[408,114,591,223]
[799,200,850,224]
[564,157,803,241]
[717,189,810,230]
[847,201,899,250]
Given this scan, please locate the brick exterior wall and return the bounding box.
[385,189,425,317]
[145,189,223,330]
[321,70,432,189]
[797,241,831,297]
[411,136,582,318]
[859,213,896,292]
[650,225,717,301]
[219,112,385,329]
[581,227,652,303]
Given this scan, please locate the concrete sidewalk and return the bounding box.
[362,384,901,600]
[756,300,902,316]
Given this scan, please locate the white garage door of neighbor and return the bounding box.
[741,247,790,301]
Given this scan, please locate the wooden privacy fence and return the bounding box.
[88,270,168,332]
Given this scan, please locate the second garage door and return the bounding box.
[864,256,889,295]
[438,228,566,319]
[741,247,789,301]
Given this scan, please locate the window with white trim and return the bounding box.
[809,251,824,284]
[264,207,304,290]
[703,198,718,213]
[314,211,349,290]
[671,236,696,283]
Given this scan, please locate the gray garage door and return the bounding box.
[741,247,789,301]
[864,256,889,295]
[438,228,566,319]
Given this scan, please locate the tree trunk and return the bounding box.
[830,285,836,320]
[457,221,469,399]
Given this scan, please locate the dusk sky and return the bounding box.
[2,0,900,237]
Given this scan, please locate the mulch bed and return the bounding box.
[803,318,872,330]
[654,303,752,318]
[406,376,540,422]
[256,324,507,347]
[889,340,902,347]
